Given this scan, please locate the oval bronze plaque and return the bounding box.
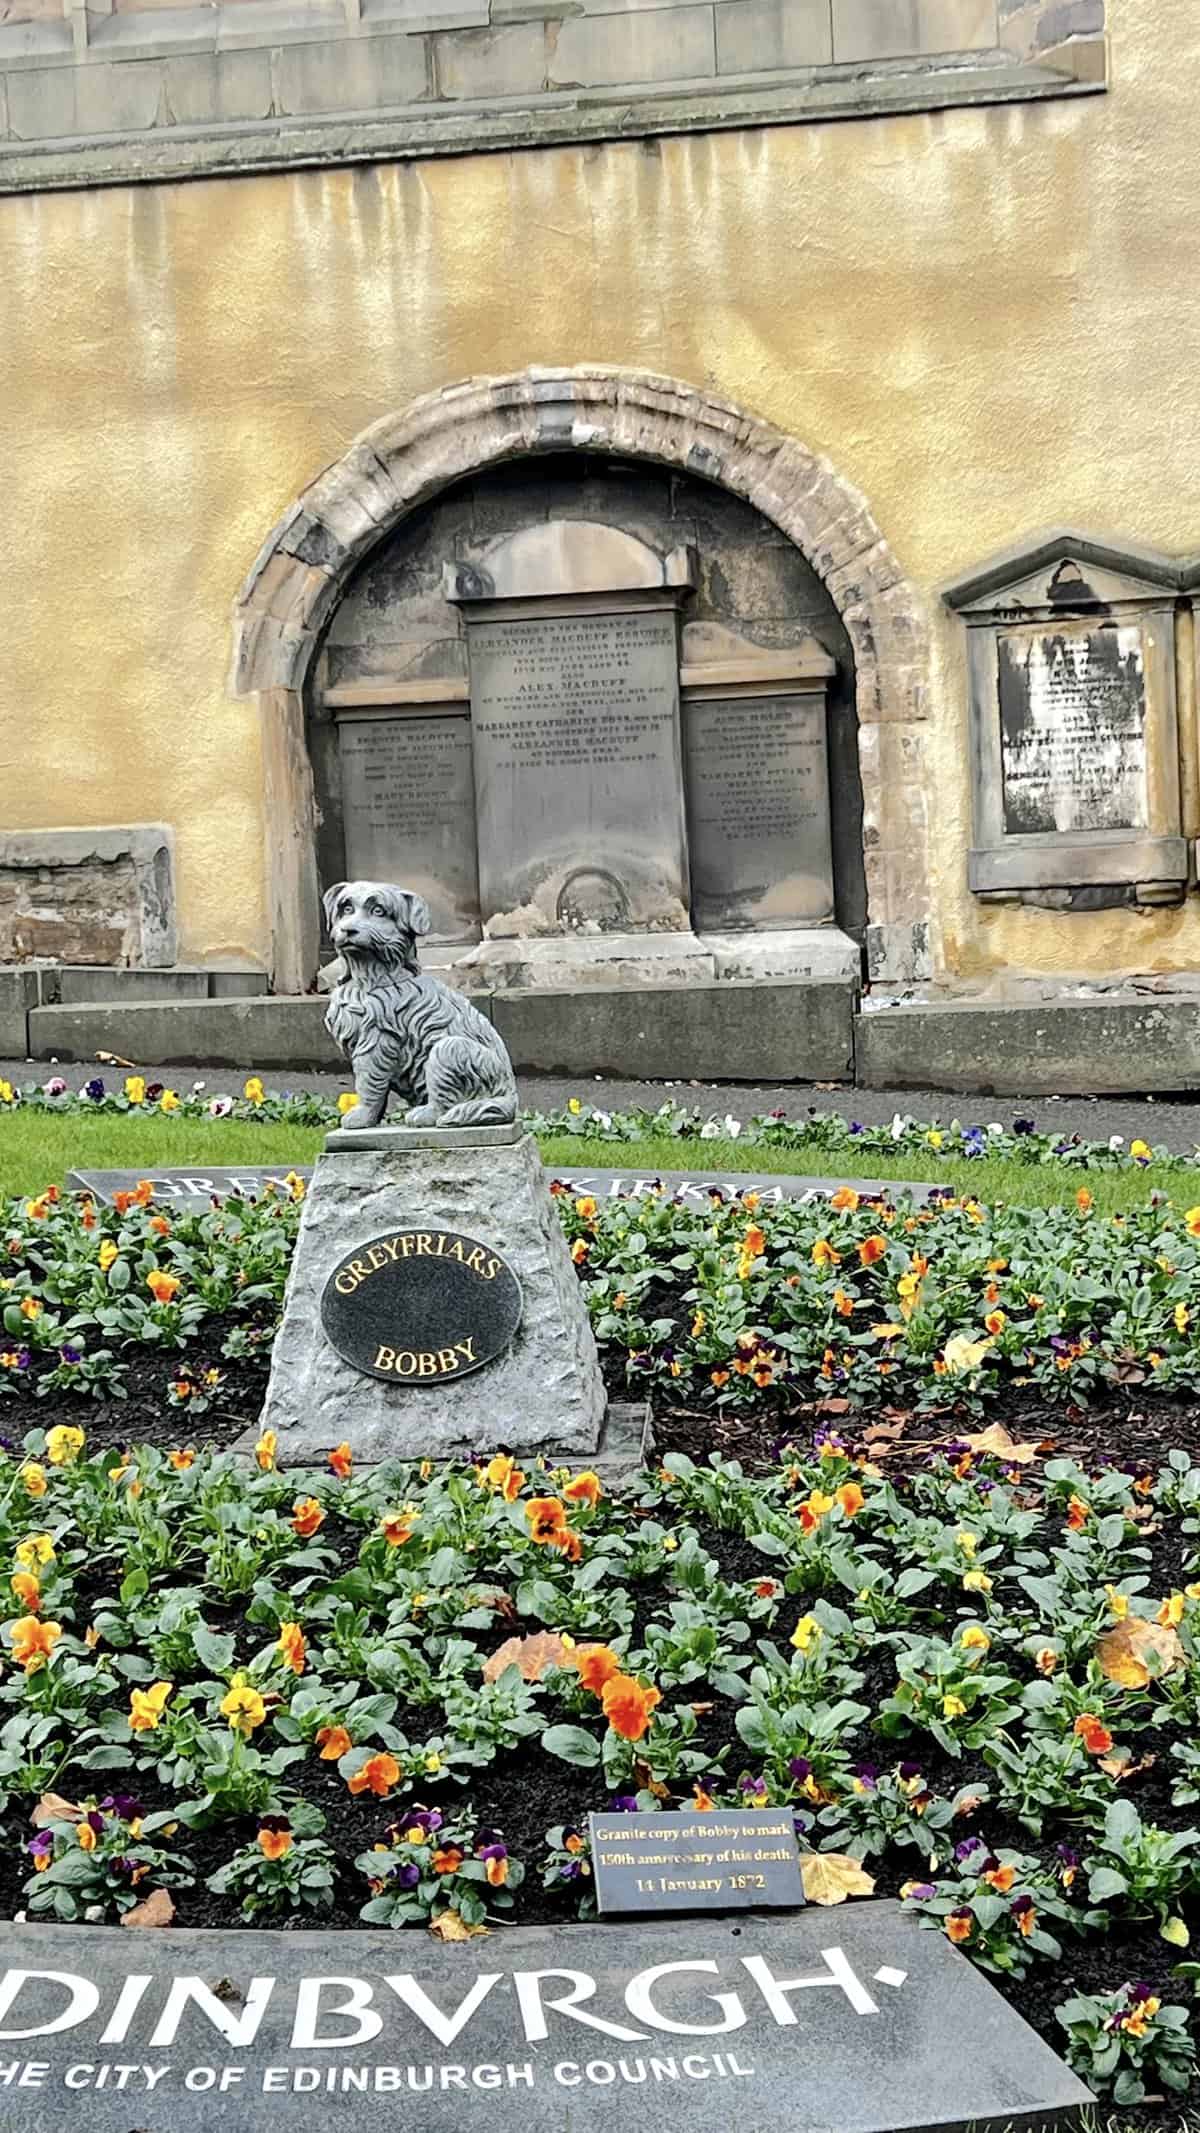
[320,1228,522,1385]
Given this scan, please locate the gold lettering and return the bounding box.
[348,1257,369,1285]
[433,1233,449,1255]
[447,1241,467,1263]
[481,1255,501,1280]
[334,1270,359,1295]
[466,1248,486,1274]
[395,1351,417,1373]
[399,1237,417,1257]
[374,1344,396,1371]
[366,1246,388,1272]
[436,1348,459,1374]
[380,1237,402,1262]
[456,1336,476,1364]
[417,1352,439,1376]
[416,1233,435,1256]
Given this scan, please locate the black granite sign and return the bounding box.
[320,1227,523,1384]
[67,1166,306,1204]
[589,1810,805,1916]
[0,1911,1092,2133]
[67,1167,939,1209]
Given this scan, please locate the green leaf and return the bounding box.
[119,1567,148,1606]
[1104,1797,1141,1847]
[192,1624,236,1675]
[107,1258,131,1293]
[1087,1867,1129,1900]
[895,1568,936,1599]
[540,1725,603,1768]
[1162,1916,1191,1947]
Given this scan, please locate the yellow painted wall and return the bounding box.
[0,0,1194,980]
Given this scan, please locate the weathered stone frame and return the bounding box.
[0,823,176,967]
[232,367,931,993]
[945,529,1189,910]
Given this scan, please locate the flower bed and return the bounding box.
[1,1160,1200,2109]
[7,1171,1200,1444]
[1,1426,1199,2112]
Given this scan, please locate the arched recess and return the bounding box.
[231,366,932,993]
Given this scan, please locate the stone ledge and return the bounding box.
[857,993,1200,1096]
[0,47,1105,193]
[25,980,856,1082]
[42,963,268,1005]
[26,981,1200,1094]
[492,977,856,1081]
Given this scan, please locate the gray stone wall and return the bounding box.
[0,0,1106,192]
[310,452,867,940]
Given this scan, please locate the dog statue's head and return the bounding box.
[323,881,432,974]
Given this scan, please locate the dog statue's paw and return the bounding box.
[337,1104,374,1131]
[403,1104,439,1127]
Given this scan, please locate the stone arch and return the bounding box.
[232,366,932,992]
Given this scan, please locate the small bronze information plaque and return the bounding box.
[588,1809,806,1917]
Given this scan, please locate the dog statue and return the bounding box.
[323,881,519,1130]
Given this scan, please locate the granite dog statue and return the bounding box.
[323,881,519,1130]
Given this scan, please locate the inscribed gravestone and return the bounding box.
[997,625,1148,836]
[589,1808,805,1914]
[0,1909,1092,2132]
[338,714,480,940]
[685,694,834,929]
[467,608,690,933]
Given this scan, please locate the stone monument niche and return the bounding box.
[309,453,865,989]
[946,534,1188,910]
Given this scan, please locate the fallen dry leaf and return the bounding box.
[962,1422,1042,1464]
[800,1853,876,1907]
[815,1397,851,1415]
[1097,1617,1184,1689]
[483,1631,570,1684]
[31,1792,81,1829]
[95,1051,138,1070]
[121,1888,175,1929]
[470,1586,518,1621]
[429,1910,488,1942]
[863,1420,908,1447]
[1098,1750,1157,1781]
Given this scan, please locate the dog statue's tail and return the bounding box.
[421,1034,519,1129]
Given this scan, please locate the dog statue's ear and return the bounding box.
[381,885,432,938]
[404,891,433,939]
[322,882,347,928]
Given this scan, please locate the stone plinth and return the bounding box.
[254,1125,605,1461]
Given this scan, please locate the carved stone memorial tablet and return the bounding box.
[685,694,834,929]
[997,625,1147,836]
[945,535,1188,906]
[338,714,480,940]
[467,607,690,934]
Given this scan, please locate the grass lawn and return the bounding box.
[2,1110,1198,1215]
